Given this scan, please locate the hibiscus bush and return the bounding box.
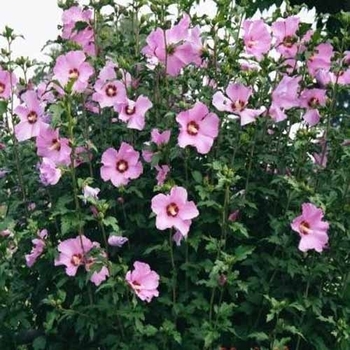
[1,0,350,349]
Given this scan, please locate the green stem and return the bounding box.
[169,230,177,306]
[244,127,258,195]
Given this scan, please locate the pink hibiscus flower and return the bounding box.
[272,16,300,58]
[0,67,17,99]
[269,75,301,122]
[25,229,48,267]
[39,158,62,186]
[142,14,202,76]
[176,102,219,154]
[36,127,71,165]
[125,261,160,302]
[291,203,329,253]
[92,61,127,109]
[62,5,96,56]
[243,19,271,61]
[212,83,264,126]
[53,50,94,93]
[14,90,49,141]
[151,129,171,146]
[55,235,109,286]
[307,43,334,77]
[55,235,94,276]
[116,95,153,131]
[151,186,199,237]
[100,142,143,187]
[299,88,327,126]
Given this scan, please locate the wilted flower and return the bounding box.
[82,185,100,203]
[25,229,48,267]
[39,158,62,186]
[151,129,171,146]
[108,235,128,247]
[155,165,170,186]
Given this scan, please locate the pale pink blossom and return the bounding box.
[36,127,71,165]
[116,95,153,130]
[53,50,94,93]
[142,149,154,163]
[151,186,199,236]
[155,165,170,186]
[125,261,160,302]
[272,16,300,58]
[25,229,48,267]
[243,19,271,61]
[291,203,329,253]
[100,142,143,187]
[14,90,49,141]
[39,158,62,186]
[0,67,17,99]
[142,14,202,76]
[212,83,264,125]
[62,6,96,56]
[176,102,219,154]
[269,75,301,122]
[307,43,334,77]
[108,235,128,247]
[172,230,185,246]
[90,266,109,286]
[82,185,100,203]
[55,235,109,286]
[151,129,171,146]
[299,89,327,126]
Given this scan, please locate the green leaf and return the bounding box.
[33,336,46,350]
[0,100,7,115]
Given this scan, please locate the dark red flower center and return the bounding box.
[131,281,141,290]
[166,203,179,217]
[68,68,80,80]
[116,159,128,173]
[105,84,117,97]
[187,121,199,136]
[0,82,5,94]
[125,105,136,115]
[247,39,256,49]
[283,36,296,48]
[299,220,311,235]
[27,111,38,124]
[49,138,61,152]
[71,253,83,266]
[167,44,176,55]
[232,100,246,112]
[308,97,319,108]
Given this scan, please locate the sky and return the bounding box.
[0,0,61,61]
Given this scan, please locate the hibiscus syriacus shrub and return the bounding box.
[1,0,350,349]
